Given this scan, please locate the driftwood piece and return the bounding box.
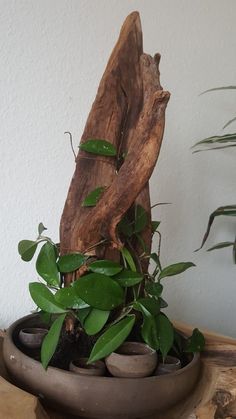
[60,12,169,274]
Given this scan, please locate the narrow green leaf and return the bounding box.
[159,262,195,280]
[193,133,236,149]
[207,241,234,251]
[151,221,160,233]
[57,253,85,273]
[36,242,60,287]
[118,215,133,237]
[141,316,159,349]
[185,328,205,353]
[18,240,38,262]
[135,297,160,316]
[197,205,236,250]
[114,270,143,287]
[74,273,124,310]
[223,116,236,130]
[89,260,123,276]
[29,282,67,314]
[159,297,168,308]
[80,139,116,156]
[41,313,66,369]
[145,282,163,297]
[88,315,135,363]
[55,287,89,309]
[38,223,47,236]
[156,313,174,359]
[82,187,106,207]
[134,205,148,233]
[200,85,236,95]
[84,308,110,336]
[121,247,136,272]
[150,252,162,271]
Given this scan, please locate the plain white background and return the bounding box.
[1,0,236,336]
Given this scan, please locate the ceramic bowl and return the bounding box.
[155,355,181,375]
[105,341,158,378]
[69,358,106,376]
[19,327,48,349]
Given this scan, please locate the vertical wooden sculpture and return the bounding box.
[60,12,170,286]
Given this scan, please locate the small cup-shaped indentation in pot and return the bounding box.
[155,355,181,375]
[19,328,48,349]
[69,358,106,376]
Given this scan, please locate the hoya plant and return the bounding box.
[18,139,204,370]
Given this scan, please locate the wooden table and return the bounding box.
[1,324,236,419]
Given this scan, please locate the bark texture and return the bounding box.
[60,12,170,280]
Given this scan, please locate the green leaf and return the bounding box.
[193,133,236,152]
[150,253,162,271]
[159,262,195,280]
[80,139,116,156]
[57,253,85,273]
[223,116,236,130]
[207,241,234,251]
[76,307,91,326]
[151,221,160,233]
[82,187,106,207]
[18,240,38,262]
[114,270,143,287]
[41,313,66,369]
[159,297,168,308]
[141,316,159,349]
[200,85,236,95]
[29,282,67,314]
[84,308,110,336]
[135,297,160,316]
[185,328,205,353]
[134,205,148,233]
[89,260,123,276]
[156,313,174,359]
[38,223,47,236]
[54,287,89,309]
[197,205,236,250]
[145,282,163,297]
[118,215,133,237]
[74,273,124,310]
[88,315,135,363]
[121,247,136,272]
[39,310,52,325]
[36,242,60,287]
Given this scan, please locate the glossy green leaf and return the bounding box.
[74,273,124,310]
[84,308,110,336]
[76,307,91,326]
[80,139,116,156]
[39,311,52,325]
[18,240,38,262]
[114,270,143,287]
[82,187,106,207]
[145,282,163,297]
[36,242,60,287]
[151,221,160,233]
[141,316,159,349]
[29,282,67,314]
[207,241,234,251]
[41,313,66,369]
[135,297,160,316]
[197,205,236,250]
[193,133,236,153]
[150,253,162,271]
[159,297,168,308]
[38,223,47,236]
[118,215,133,237]
[121,247,136,272]
[55,287,89,309]
[156,313,174,359]
[57,253,85,273]
[89,260,123,276]
[159,262,195,280]
[185,328,205,353]
[88,315,135,363]
[134,205,148,233]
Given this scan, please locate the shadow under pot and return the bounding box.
[105,341,158,378]
[155,355,181,375]
[19,328,48,349]
[69,358,106,376]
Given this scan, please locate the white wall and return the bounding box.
[1,0,236,336]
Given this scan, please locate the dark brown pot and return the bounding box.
[105,341,157,378]
[69,358,106,376]
[19,327,48,349]
[3,314,201,419]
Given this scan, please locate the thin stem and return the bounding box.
[64,131,76,161]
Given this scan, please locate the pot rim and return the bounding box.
[6,313,200,382]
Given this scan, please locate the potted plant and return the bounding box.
[3,12,204,418]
